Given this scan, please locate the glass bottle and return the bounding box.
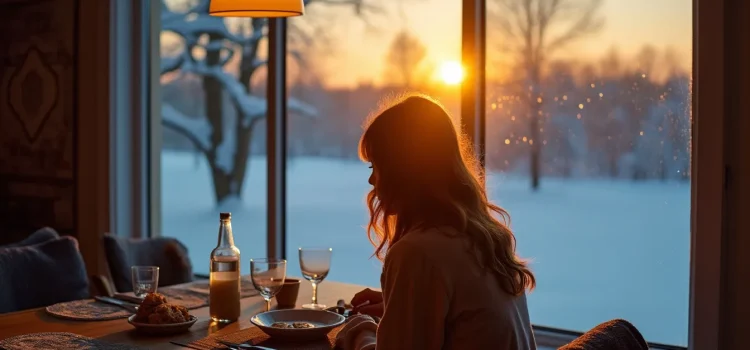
[209,212,241,323]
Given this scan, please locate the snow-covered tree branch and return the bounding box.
[158,0,372,205]
[161,103,211,154]
[179,59,317,124]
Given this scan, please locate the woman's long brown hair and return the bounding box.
[359,93,535,296]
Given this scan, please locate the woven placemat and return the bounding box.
[189,325,345,350]
[44,279,258,321]
[45,289,206,321]
[0,332,141,350]
[159,287,211,309]
[171,277,260,299]
[45,299,131,321]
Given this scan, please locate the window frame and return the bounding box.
[461,0,487,170]
[110,0,159,240]
[131,0,724,348]
[687,0,725,348]
[266,18,288,260]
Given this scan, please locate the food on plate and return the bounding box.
[271,321,316,329]
[133,292,191,324]
[133,293,167,322]
[147,303,191,324]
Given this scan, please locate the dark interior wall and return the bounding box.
[0,0,78,245]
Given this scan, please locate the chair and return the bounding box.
[0,230,90,313]
[0,227,60,249]
[101,234,194,293]
[559,319,648,350]
[91,275,117,298]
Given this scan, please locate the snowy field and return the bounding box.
[161,150,690,346]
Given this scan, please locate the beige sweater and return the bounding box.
[353,227,537,350]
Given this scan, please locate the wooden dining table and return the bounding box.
[0,279,371,349]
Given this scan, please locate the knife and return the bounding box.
[94,296,139,313]
[113,293,145,304]
[169,341,205,350]
[217,340,276,350]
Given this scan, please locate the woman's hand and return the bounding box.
[351,288,384,318]
[335,315,378,350]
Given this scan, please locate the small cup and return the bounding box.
[275,278,301,308]
[131,266,159,297]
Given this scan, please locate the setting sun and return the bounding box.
[439,60,464,85]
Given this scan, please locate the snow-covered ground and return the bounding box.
[162,150,690,346]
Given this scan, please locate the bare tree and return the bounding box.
[383,29,428,89]
[599,46,622,78]
[661,46,684,77]
[489,0,604,190]
[160,0,376,205]
[635,44,658,76]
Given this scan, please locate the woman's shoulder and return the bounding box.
[401,226,463,246]
[386,226,466,264]
[382,227,464,295]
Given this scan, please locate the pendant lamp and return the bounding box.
[209,0,305,17]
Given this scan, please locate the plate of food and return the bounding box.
[250,309,346,341]
[127,292,197,335]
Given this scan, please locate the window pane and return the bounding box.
[159,1,268,274]
[485,0,692,345]
[285,1,461,286]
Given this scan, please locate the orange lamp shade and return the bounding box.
[209,0,305,17]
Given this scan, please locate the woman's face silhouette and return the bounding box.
[368,164,378,190]
[368,163,392,213]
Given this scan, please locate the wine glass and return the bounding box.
[299,247,332,310]
[131,266,159,298]
[250,258,287,312]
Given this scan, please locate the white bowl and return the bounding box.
[250,309,346,341]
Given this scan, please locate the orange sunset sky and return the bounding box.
[163,0,692,88]
[290,0,692,88]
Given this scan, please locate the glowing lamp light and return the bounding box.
[209,0,305,17]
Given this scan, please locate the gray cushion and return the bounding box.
[0,236,90,313]
[102,234,193,293]
[0,227,60,249]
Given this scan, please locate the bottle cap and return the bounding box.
[220,212,231,220]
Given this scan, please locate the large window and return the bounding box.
[484,0,691,345]
[159,1,269,273]
[284,1,461,286]
[150,0,692,346]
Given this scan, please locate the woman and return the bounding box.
[335,94,537,350]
